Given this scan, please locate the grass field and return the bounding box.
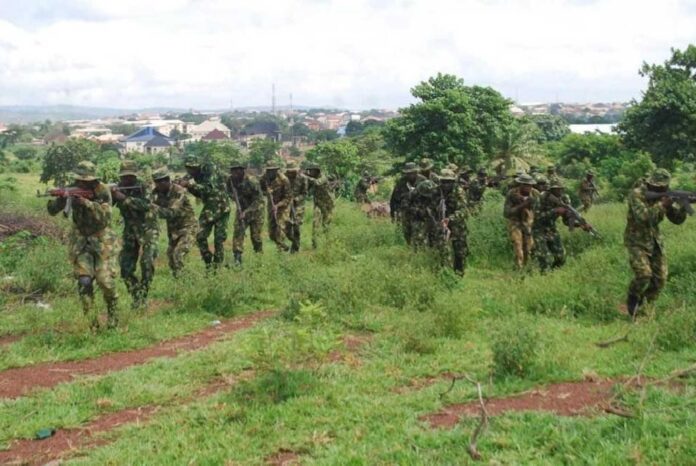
[1,173,696,464]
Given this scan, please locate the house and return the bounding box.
[188,118,232,141]
[122,127,173,154]
[201,129,230,142]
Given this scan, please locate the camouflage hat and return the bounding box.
[535,175,549,185]
[402,162,418,174]
[438,169,457,181]
[529,165,540,174]
[586,170,595,176]
[264,160,280,170]
[285,160,300,172]
[184,155,200,168]
[546,165,557,174]
[305,162,321,171]
[416,179,436,196]
[119,160,139,177]
[73,161,98,181]
[515,169,525,177]
[419,158,434,171]
[549,179,565,189]
[477,168,487,176]
[446,163,460,172]
[152,167,171,181]
[229,160,246,170]
[648,168,671,188]
[515,173,536,185]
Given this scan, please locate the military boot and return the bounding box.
[627,293,641,319]
[453,255,465,276]
[233,251,242,266]
[202,250,214,268]
[106,298,119,329]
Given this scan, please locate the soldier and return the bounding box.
[284,160,309,253]
[419,158,438,183]
[353,171,372,204]
[535,175,549,193]
[389,162,422,245]
[533,179,593,272]
[458,167,472,191]
[111,160,159,309]
[260,160,292,252]
[431,169,469,275]
[47,161,118,330]
[152,168,197,277]
[467,169,488,214]
[624,169,687,317]
[306,163,335,249]
[579,170,598,212]
[226,160,264,265]
[504,174,538,269]
[178,156,230,269]
[409,177,439,249]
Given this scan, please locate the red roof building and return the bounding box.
[201,129,230,141]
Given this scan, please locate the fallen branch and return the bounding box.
[595,333,630,348]
[603,404,636,419]
[439,373,476,399]
[659,363,696,383]
[467,381,489,461]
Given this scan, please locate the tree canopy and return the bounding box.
[384,73,514,168]
[619,45,696,168]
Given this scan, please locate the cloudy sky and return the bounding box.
[0,0,694,110]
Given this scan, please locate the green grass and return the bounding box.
[1,176,696,464]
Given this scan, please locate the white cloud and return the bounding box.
[0,0,694,109]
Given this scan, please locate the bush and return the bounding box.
[656,308,696,352]
[492,317,539,378]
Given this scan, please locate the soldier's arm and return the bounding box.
[666,203,687,225]
[120,185,152,213]
[82,188,113,228]
[628,191,663,225]
[245,181,265,214]
[47,197,67,216]
[275,179,292,210]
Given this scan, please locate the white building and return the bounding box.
[188,118,232,141]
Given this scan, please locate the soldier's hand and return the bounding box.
[581,223,593,232]
[178,179,189,188]
[111,189,126,202]
[661,196,673,209]
[72,196,86,206]
[554,207,567,216]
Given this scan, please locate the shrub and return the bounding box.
[656,308,696,352]
[492,317,539,378]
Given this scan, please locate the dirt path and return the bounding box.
[0,310,274,399]
[423,380,616,429]
[0,373,251,466]
[0,334,22,347]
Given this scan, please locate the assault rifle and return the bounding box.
[562,203,601,238]
[645,190,696,215]
[229,182,244,224]
[38,184,142,209]
[436,195,451,242]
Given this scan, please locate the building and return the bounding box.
[201,129,230,142]
[122,127,173,154]
[188,118,232,141]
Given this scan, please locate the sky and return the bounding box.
[0,0,694,110]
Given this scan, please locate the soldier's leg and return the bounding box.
[138,229,158,307]
[627,247,652,316]
[170,228,194,277]
[549,233,566,269]
[94,233,119,328]
[312,207,321,249]
[212,212,229,266]
[451,223,468,275]
[534,233,551,272]
[289,221,301,253]
[272,210,291,252]
[196,216,214,266]
[522,230,534,267]
[645,246,667,302]
[508,223,524,269]
[250,213,263,253]
[119,233,139,298]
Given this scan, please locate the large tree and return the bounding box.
[384,73,514,167]
[619,45,696,167]
[40,139,100,186]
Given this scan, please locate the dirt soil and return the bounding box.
[0,334,22,347]
[0,212,63,241]
[423,380,616,429]
[0,310,274,399]
[266,449,300,465]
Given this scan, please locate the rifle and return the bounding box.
[645,190,696,215]
[38,185,143,215]
[437,194,451,242]
[562,203,601,238]
[229,181,244,224]
[487,174,509,188]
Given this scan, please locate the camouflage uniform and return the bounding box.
[47,161,118,329]
[467,171,488,215]
[285,161,310,253]
[389,162,422,245]
[260,161,292,251]
[504,174,538,269]
[152,168,197,277]
[430,169,469,274]
[184,158,231,267]
[579,173,597,212]
[353,174,372,203]
[533,188,566,272]
[409,178,439,249]
[227,164,265,259]
[113,161,159,308]
[624,170,686,315]
[307,164,335,249]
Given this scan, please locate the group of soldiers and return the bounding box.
[46,152,688,328]
[47,157,334,330]
[388,160,599,275]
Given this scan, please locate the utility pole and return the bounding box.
[271,83,276,115]
[289,93,294,146]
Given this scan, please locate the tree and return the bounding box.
[185,141,243,171]
[248,138,281,169]
[384,73,514,168]
[525,114,570,143]
[619,45,696,168]
[40,139,99,186]
[490,120,545,172]
[12,146,38,161]
[305,139,360,179]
